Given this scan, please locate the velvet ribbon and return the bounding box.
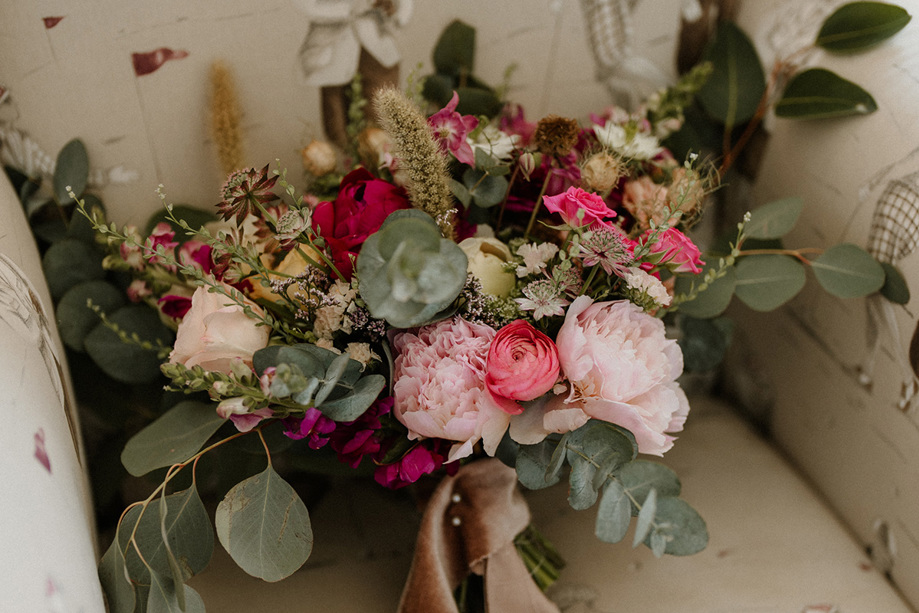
[397,459,560,613]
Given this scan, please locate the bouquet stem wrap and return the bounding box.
[398,458,559,613]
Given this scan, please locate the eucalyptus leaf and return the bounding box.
[215,465,313,582]
[318,373,386,421]
[775,68,877,119]
[618,460,681,515]
[880,261,910,304]
[463,168,508,208]
[678,316,733,372]
[733,254,806,311]
[57,280,125,351]
[697,20,766,128]
[313,353,352,407]
[42,237,105,299]
[673,264,737,318]
[98,536,136,613]
[812,243,885,298]
[568,457,600,510]
[146,571,206,613]
[53,138,89,203]
[421,73,455,108]
[453,86,502,118]
[516,438,562,490]
[253,344,326,379]
[594,481,631,544]
[84,305,174,384]
[146,204,218,242]
[121,401,225,476]
[158,493,186,611]
[633,488,657,547]
[816,2,911,52]
[744,197,803,239]
[69,193,106,242]
[118,485,215,584]
[450,178,472,208]
[642,497,709,556]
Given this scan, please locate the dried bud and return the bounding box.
[357,127,392,166]
[581,151,622,193]
[300,140,338,177]
[533,114,579,157]
[518,151,537,180]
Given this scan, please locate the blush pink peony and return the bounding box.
[552,296,689,455]
[169,283,270,374]
[485,320,560,414]
[392,317,510,462]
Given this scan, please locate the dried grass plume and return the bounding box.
[209,61,243,176]
[373,87,455,238]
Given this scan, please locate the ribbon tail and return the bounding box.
[485,544,560,613]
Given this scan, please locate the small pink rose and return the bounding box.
[642,227,704,274]
[543,186,616,228]
[168,282,270,374]
[485,320,560,414]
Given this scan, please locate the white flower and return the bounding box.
[593,122,662,160]
[459,237,516,297]
[624,266,672,307]
[469,125,519,162]
[516,242,559,277]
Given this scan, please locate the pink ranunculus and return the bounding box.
[543,186,616,228]
[428,91,479,166]
[642,227,704,274]
[392,317,511,462]
[485,320,560,414]
[553,296,689,456]
[168,282,270,374]
[311,168,411,279]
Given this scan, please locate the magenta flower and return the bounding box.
[543,187,617,229]
[158,294,192,319]
[144,222,179,271]
[428,91,478,166]
[284,407,337,450]
[373,440,457,490]
[178,240,214,275]
[329,397,393,468]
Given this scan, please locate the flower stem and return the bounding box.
[523,164,554,240]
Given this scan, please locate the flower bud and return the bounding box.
[300,140,338,176]
[581,151,622,193]
[518,151,537,180]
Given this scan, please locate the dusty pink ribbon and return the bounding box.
[398,459,560,613]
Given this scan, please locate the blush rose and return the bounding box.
[168,282,270,374]
[543,186,616,228]
[642,227,704,274]
[485,320,560,414]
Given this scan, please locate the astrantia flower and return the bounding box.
[275,208,311,250]
[516,242,559,278]
[217,164,280,225]
[515,280,569,320]
[428,91,479,166]
[579,225,635,276]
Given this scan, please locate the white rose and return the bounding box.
[458,237,515,298]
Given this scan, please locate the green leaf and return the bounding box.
[618,460,681,516]
[817,2,912,52]
[812,243,886,298]
[449,179,472,208]
[642,497,709,556]
[147,571,206,613]
[454,86,503,118]
[678,316,734,372]
[880,261,910,304]
[516,438,562,490]
[318,373,386,421]
[118,486,215,585]
[84,305,174,384]
[744,197,804,239]
[674,264,737,318]
[121,401,225,476]
[775,68,877,119]
[99,534,136,613]
[433,20,476,76]
[633,488,657,547]
[594,481,631,544]
[463,168,508,208]
[697,21,766,128]
[57,280,125,351]
[421,73,455,108]
[734,254,806,311]
[41,237,105,299]
[567,456,600,510]
[146,205,218,243]
[254,344,327,379]
[68,193,106,242]
[314,353,352,407]
[215,465,313,582]
[53,138,89,204]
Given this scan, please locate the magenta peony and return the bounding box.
[392,317,511,462]
[485,320,560,414]
[168,282,270,374]
[543,186,616,228]
[553,296,689,455]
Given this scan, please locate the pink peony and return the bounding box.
[552,296,689,455]
[392,317,510,462]
[168,282,270,374]
[543,186,616,228]
[485,320,560,414]
[428,91,479,166]
[642,227,704,274]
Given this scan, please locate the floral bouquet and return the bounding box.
[49,4,906,612]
